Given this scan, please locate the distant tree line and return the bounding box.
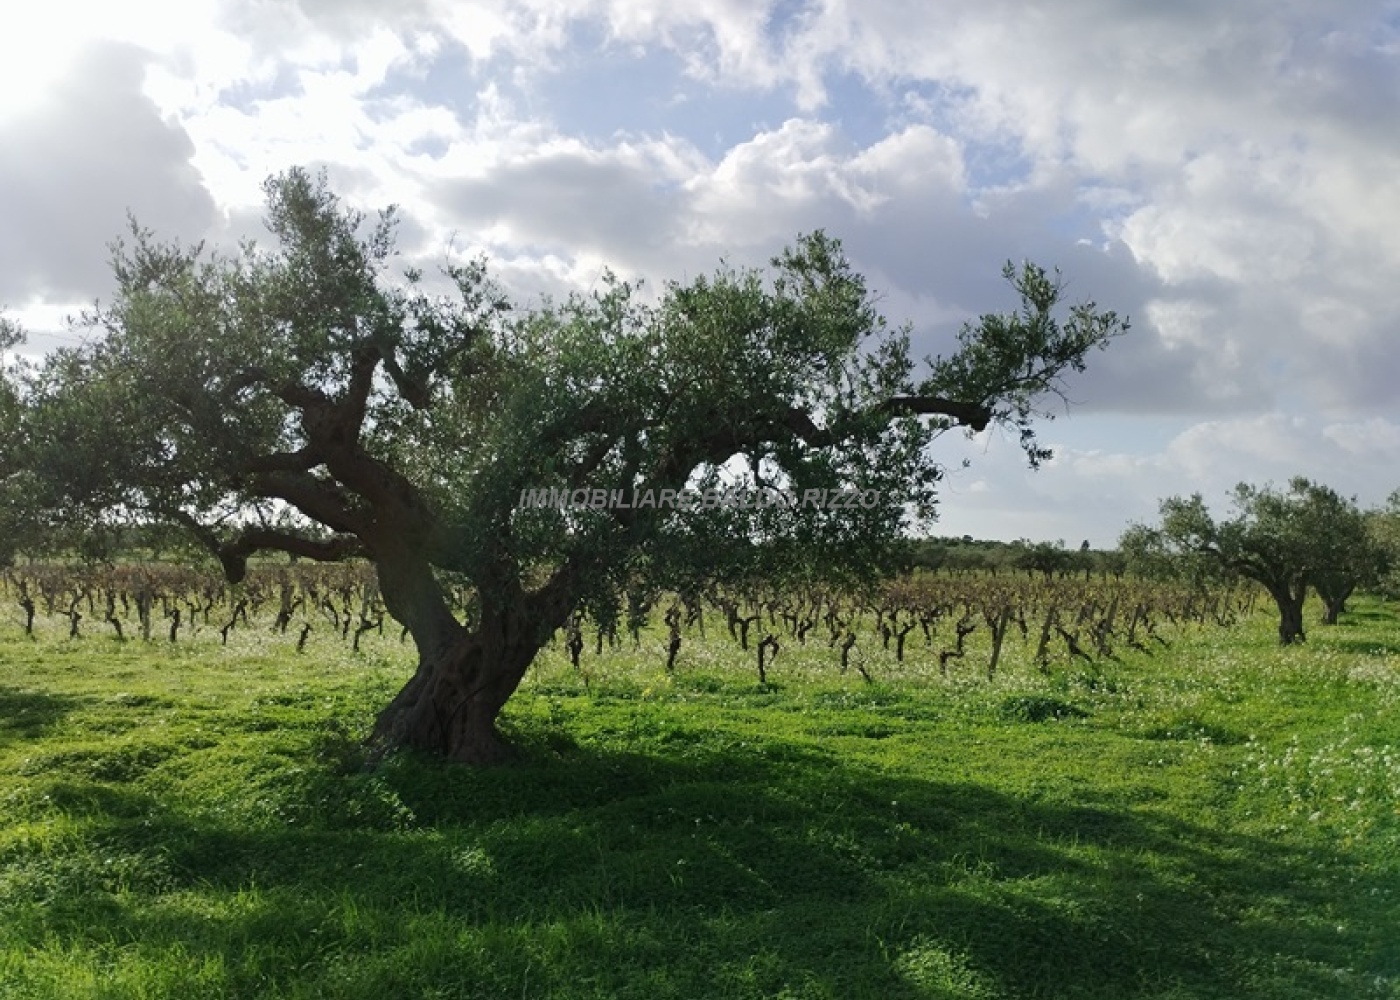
[903,536,1126,580]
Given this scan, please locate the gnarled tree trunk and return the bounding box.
[369,554,578,764]
[371,630,540,763]
[1317,583,1353,626]
[1268,584,1307,645]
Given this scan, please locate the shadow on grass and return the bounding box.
[8,730,1394,1000]
[1331,604,1394,624]
[0,685,87,747]
[1319,634,1400,657]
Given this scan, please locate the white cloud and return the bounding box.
[934,410,1400,545]
[2,0,1396,547]
[0,42,216,303]
[1164,414,1313,479]
[1322,418,1400,460]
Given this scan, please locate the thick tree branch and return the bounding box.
[171,510,363,583]
[319,446,438,536]
[381,351,437,410]
[873,396,993,431]
[244,446,321,475]
[230,354,439,538]
[249,470,368,538]
[777,395,991,449]
[215,530,364,583]
[339,347,380,441]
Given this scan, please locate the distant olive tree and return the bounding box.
[0,316,26,567]
[1118,521,1229,589]
[1014,539,1069,579]
[1311,522,1389,624]
[1364,490,1400,601]
[1125,478,1374,644]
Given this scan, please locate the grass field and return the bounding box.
[0,593,1397,998]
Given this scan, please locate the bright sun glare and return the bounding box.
[0,5,88,119]
[0,0,227,120]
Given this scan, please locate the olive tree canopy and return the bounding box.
[0,316,25,567]
[13,168,1127,762]
[1126,478,1375,644]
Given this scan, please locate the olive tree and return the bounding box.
[1362,490,1400,601]
[1311,523,1389,624]
[1128,478,1373,644]
[0,316,27,567]
[14,168,1126,762]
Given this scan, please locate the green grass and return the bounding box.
[0,597,1397,998]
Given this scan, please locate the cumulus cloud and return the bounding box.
[430,0,1400,420]
[430,138,691,259]
[94,0,1392,425]
[0,42,216,304]
[4,0,1394,546]
[934,410,1400,545]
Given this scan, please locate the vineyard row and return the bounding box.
[2,562,1257,681]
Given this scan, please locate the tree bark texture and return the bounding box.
[1270,586,1307,645]
[368,556,579,763]
[371,633,537,764]
[1319,584,1352,626]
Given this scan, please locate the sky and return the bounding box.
[2,0,1398,547]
